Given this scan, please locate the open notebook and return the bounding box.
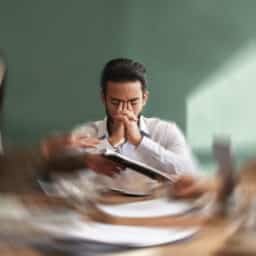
[103,149,176,183]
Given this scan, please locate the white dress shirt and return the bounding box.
[72,116,198,193]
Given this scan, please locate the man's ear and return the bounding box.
[143,90,149,106]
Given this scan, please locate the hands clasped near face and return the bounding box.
[108,101,142,147]
[69,101,143,176]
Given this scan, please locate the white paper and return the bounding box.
[34,217,198,247]
[31,199,199,247]
[98,198,194,218]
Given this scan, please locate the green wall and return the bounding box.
[1,0,256,169]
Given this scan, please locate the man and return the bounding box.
[70,58,198,193]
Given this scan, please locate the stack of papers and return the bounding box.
[36,221,198,247]
[98,198,194,217]
[32,199,199,247]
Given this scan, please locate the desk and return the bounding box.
[0,191,254,256]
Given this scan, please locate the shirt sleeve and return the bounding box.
[136,122,198,176]
[95,138,116,152]
[72,123,116,152]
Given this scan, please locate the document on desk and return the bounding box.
[34,217,198,247]
[32,199,199,247]
[97,198,195,217]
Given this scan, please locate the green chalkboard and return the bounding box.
[1,0,256,169]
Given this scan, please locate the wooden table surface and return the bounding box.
[0,190,255,256]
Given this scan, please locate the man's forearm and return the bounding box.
[136,136,197,175]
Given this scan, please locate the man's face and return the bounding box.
[102,80,148,119]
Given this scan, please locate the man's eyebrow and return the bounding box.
[129,98,140,102]
[110,98,122,102]
[110,97,139,102]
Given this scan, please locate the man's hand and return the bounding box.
[171,175,210,198]
[108,102,125,147]
[122,102,142,146]
[108,102,142,146]
[85,154,124,176]
[41,134,101,159]
[41,135,124,177]
[70,134,101,148]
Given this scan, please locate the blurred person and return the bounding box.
[69,58,198,192]
[72,58,197,173]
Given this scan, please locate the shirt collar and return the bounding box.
[139,115,150,137]
[98,115,150,139]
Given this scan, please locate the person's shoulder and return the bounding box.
[72,119,104,137]
[143,116,186,140]
[143,116,187,146]
[143,116,178,131]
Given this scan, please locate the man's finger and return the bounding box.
[71,136,101,148]
[173,175,195,188]
[113,114,127,123]
[127,101,133,111]
[70,134,88,144]
[117,101,124,113]
[122,101,126,112]
[121,115,130,126]
[122,111,137,122]
[78,142,98,148]
[174,183,203,198]
[75,138,100,144]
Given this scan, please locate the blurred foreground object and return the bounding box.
[1,139,256,255]
[41,134,124,176]
[0,50,7,153]
[0,144,123,194]
[0,147,43,193]
[172,138,237,202]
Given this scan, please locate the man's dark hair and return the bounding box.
[100,58,147,95]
